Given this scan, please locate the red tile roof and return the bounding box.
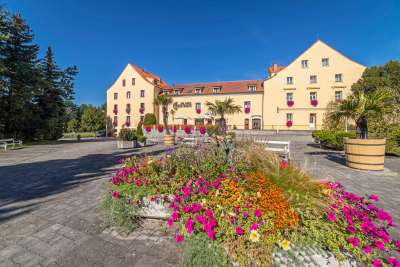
[164,80,263,95]
[267,64,285,77]
[129,63,169,89]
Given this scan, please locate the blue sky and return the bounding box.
[6,0,400,105]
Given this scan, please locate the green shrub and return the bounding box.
[181,233,229,267]
[312,130,356,150]
[143,113,156,125]
[118,128,137,141]
[63,132,96,138]
[137,135,147,143]
[136,121,144,137]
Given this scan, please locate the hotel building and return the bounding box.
[106,40,365,131]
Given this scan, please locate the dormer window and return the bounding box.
[162,90,169,95]
[174,89,182,95]
[301,60,308,68]
[248,85,257,92]
[213,87,221,93]
[195,88,203,94]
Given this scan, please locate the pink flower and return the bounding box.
[348,237,359,247]
[395,240,400,252]
[207,229,215,240]
[388,257,399,266]
[242,212,249,219]
[185,218,193,234]
[363,245,372,254]
[375,240,385,251]
[236,227,244,236]
[112,191,120,199]
[205,209,213,218]
[373,258,382,267]
[254,209,262,218]
[347,225,356,234]
[250,223,259,231]
[326,211,336,222]
[182,206,191,213]
[175,234,184,243]
[280,159,289,169]
[195,215,205,224]
[171,211,179,221]
[369,194,379,201]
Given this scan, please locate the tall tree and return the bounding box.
[206,98,242,135]
[0,13,41,139]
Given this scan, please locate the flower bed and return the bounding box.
[102,141,399,266]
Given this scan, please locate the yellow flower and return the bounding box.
[249,230,260,242]
[278,239,291,251]
[201,199,207,206]
[256,191,261,198]
[147,159,154,165]
[322,188,332,196]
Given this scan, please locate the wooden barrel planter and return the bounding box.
[344,138,386,171]
[164,134,175,146]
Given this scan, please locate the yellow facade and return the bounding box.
[106,40,366,131]
[263,40,365,130]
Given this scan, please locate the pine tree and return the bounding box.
[0,13,41,139]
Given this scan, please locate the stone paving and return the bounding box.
[0,139,180,267]
[0,134,399,266]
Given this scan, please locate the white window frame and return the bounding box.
[335,90,343,101]
[286,113,293,122]
[195,102,201,110]
[286,92,293,101]
[126,91,131,99]
[122,79,126,87]
[335,73,343,82]
[310,75,317,84]
[310,92,317,101]
[248,85,257,92]
[213,87,221,93]
[132,78,135,85]
[286,77,293,85]
[301,60,308,68]
[322,58,329,67]
[140,90,145,97]
[195,88,202,94]
[244,101,251,108]
[114,93,118,100]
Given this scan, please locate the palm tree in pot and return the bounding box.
[206,98,242,135]
[154,94,174,145]
[330,88,394,170]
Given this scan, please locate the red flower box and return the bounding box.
[244,107,251,114]
[171,125,177,133]
[184,126,192,135]
[139,107,145,114]
[158,125,164,133]
[286,121,293,127]
[311,99,318,106]
[196,108,201,114]
[198,126,206,135]
[287,100,294,107]
[145,125,152,133]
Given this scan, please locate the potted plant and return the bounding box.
[205,98,242,135]
[117,128,137,149]
[330,88,393,170]
[136,121,147,146]
[154,94,175,145]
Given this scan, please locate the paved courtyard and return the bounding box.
[0,134,399,266]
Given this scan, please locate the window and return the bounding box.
[286,113,293,122]
[132,78,135,85]
[126,103,131,113]
[126,91,131,99]
[113,104,118,110]
[310,92,317,101]
[301,60,308,68]
[322,58,329,66]
[140,103,145,109]
[114,93,118,100]
[310,75,317,84]
[286,77,293,84]
[126,116,131,124]
[244,101,251,108]
[140,90,145,97]
[174,89,182,95]
[195,103,201,110]
[335,73,343,82]
[212,87,221,93]
[248,85,257,92]
[153,79,159,85]
[113,116,118,126]
[195,88,202,94]
[140,116,144,123]
[335,91,343,101]
[286,92,293,101]
[122,79,126,87]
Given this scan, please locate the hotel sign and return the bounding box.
[173,102,192,109]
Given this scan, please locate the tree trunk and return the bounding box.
[163,105,170,135]
[356,117,368,139]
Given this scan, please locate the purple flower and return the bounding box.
[236,227,244,236]
[175,234,184,243]
[348,237,359,247]
[254,209,262,218]
[369,194,379,201]
[326,211,336,222]
[250,223,259,231]
[374,240,385,251]
[372,258,382,267]
[363,245,372,254]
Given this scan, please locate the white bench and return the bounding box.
[254,139,290,160]
[0,138,23,151]
[181,137,197,146]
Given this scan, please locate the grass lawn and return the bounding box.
[63,132,96,138]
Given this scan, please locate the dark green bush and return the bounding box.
[118,128,137,141]
[206,125,218,136]
[143,113,157,125]
[312,130,356,150]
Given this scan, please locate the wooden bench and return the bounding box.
[254,139,290,160]
[0,138,23,151]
